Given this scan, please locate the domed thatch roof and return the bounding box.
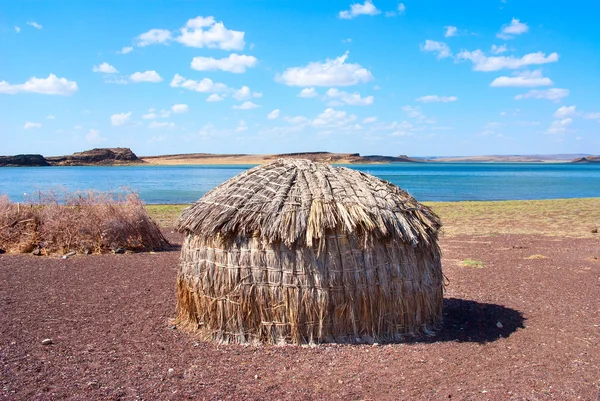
[176,159,444,345]
[177,158,441,248]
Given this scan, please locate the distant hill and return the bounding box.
[141,152,421,165]
[46,148,144,166]
[0,148,144,167]
[428,154,591,163]
[571,156,600,163]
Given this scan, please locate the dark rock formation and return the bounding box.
[46,148,144,166]
[571,156,600,163]
[0,154,50,167]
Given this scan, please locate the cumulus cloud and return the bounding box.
[46,115,55,120]
[546,118,572,134]
[497,18,529,40]
[325,88,374,106]
[118,46,133,54]
[514,88,569,102]
[362,116,377,123]
[93,62,118,74]
[191,54,257,73]
[491,44,508,54]
[553,105,577,118]
[0,74,78,96]
[176,16,245,50]
[235,120,248,132]
[137,29,172,46]
[148,121,175,129]
[299,88,318,98]
[385,3,405,17]
[444,26,458,37]
[267,109,280,119]
[312,108,357,127]
[27,21,42,29]
[170,74,228,93]
[206,94,224,102]
[86,129,105,144]
[457,50,559,71]
[233,86,261,101]
[232,101,259,110]
[339,0,380,19]
[490,70,553,87]
[130,70,163,83]
[15,26,21,33]
[142,112,156,119]
[24,122,41,129]
[171,104,189,113]
[277,52,373,87]
[420,40,452,59]
[416,95,458,103]
[111,111,132,126]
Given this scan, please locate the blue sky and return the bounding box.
[1,0,599,157]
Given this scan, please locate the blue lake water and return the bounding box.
[0,163,599,203]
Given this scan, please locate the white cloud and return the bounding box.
[362,116,377,123]
[299,88,318,98]
[325,88,374,106]
[553,105,577,118]
[444,26,458,37]
[584,112,600,120]
[233,101,259,110]
[491,44,508,54]
[416,95,458,103]
[15,26,21,33]
[420,40,452,59]
[137,29,172,46]
[176,16,245,50]
[118,46,133,55]
[24,122,41,129]
[0,74,78,96]
[86,129,105,144]
[159,110,171,118]
[457,50,559,71]
[93,62,118,74]
[339,0,381,19]
[111,111,132,126]
[142,112,156,119]
[267,109,280,119]
[514,88,569,101]
[546,118,572,134]
[170,74,228,93]
[233,86,261,101]
[171,104,189,114]
[342,38,352,43]
[130,70,162,83]
[104,76,129,85]
[206,94,224,102]
[148,121,175,129]
[46,115,55,120]
[27,21,42,29]
[277,51,373,87]
[385,3,405,17]
[312,108,357,127]
[236,120,248,132]
[285,116,308,125]
[490,70,553,87]
[497,18,529,40]
[191,54,257,73]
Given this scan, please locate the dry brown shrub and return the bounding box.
[0,190,168,255]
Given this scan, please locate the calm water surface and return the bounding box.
[1,163,599,203]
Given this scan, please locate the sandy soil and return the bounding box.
[1,231,599,400]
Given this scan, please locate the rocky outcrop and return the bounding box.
[0,154,50,167]
[46,148,144,166]
[571,156,600,163]
[267,152,421,163]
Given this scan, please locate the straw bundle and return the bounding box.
[176,159,443,344]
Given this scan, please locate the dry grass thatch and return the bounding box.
[176,159,443,344]
[0,190,168,255]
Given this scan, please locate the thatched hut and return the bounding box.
[176,159,443,344]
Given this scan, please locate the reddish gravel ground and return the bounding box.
[1,231,599,400]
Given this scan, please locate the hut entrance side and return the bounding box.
[176,159,443,345]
